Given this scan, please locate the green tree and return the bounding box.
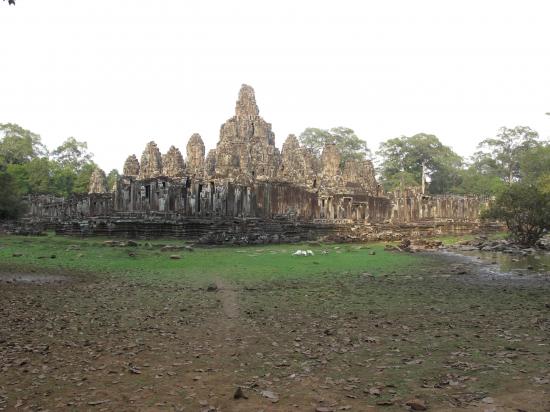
[0,164,24,219]
[299,127,370,165]
[0,172,22,218]
[73,162,97,194]
[25,158,53,194]
[483,183,550,246]
[5,163,30,195]
[474,126,541,184]
[106,169,119,190]
[518,143,550,183]
[377,133,463,194]
[50,163,77,197]
[0,123,47,164]
[51,137,93,171]
[452,166,506,197]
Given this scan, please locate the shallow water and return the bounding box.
[441,248,550,279]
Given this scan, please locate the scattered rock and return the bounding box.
[169,255,181,260]
[376,400,393,406]
[161,245,186,252]
[233,387,248,399]
[405,398,427,411]
[88,400,111,406]
[366,387,381,396]
[206,284,218,292]
[261,390,279,403]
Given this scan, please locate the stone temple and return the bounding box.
[27,85,493,243]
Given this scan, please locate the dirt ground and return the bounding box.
[1,251,549,411]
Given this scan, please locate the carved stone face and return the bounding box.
[321,144,341,177]
[163,146,185,178]
[123,154,140,177]
[139,141,163,179]
[88,168,107,194]
[187,134,205,174]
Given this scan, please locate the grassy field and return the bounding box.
[1,234,549,411]
[0,234,425,282]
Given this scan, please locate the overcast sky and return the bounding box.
[1,0,549,172]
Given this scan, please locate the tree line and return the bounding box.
[2,122,549,244]
[0,123,119,219]
[299,125,550,245]
[299,125,549,196]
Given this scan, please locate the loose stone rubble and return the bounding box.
[447,235,550,255]
[25,84,496,243]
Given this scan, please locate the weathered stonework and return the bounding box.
[27,84,492,243]
[205,149,217,177]
[215,84,279,181]
[123,155,140,177]
[278,134,319,188]
[88,168,108,194]
[162,146,185,178]
[342,159,379,194]
[138,141,163,179]
[186,133,205,177]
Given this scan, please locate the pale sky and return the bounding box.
[1,0,549,173]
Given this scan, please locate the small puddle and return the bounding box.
[0,273,69,284]
[438,249,550,279]
[457,250,550,274]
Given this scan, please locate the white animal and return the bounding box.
[293,249,314,256]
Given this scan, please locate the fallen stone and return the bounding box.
[405,398,427,410]
[161,245,186,252]
[233,387,247,399]
[260,390,279,402]
[169,255,181,260]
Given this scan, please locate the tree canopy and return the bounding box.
[0,123,47,164]
[51,137,93,172]
[483,183,550,246]
[299,127,370,165]
[0,123,110,201]
[473,126,541,184]
[376,133,462,194]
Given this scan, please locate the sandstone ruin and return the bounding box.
[27,84,494,243]
[88,168,107,194]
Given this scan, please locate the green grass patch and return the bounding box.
[0,234,430,283]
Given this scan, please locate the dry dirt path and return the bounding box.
[214,278,240,320]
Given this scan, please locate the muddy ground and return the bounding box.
[1,251,549,411]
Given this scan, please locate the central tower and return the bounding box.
[214,84,280,181]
